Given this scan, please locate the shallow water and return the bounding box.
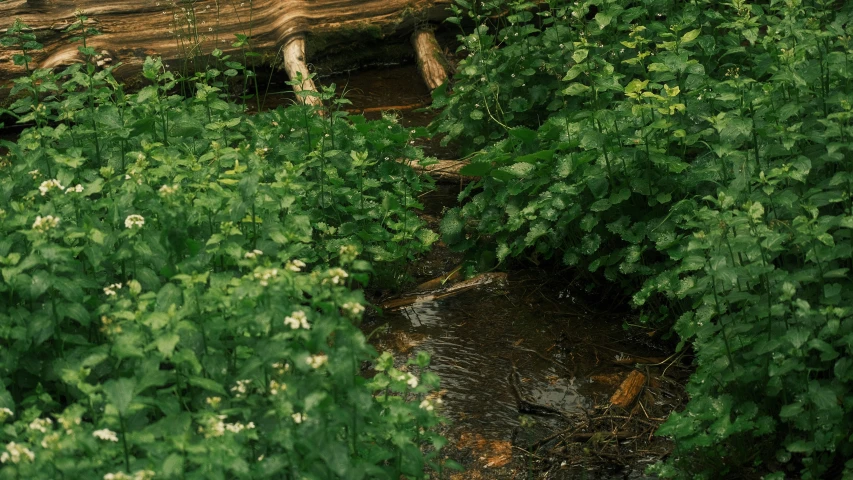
[325,63,673,478]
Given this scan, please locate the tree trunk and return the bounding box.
[0,0,451,101]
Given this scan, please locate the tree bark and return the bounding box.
[0,0,451,100]
[411,28,448,90]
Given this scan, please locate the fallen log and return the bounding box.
[403,158,474,183]
[609,370,646,408]
[0,0,452,103]
[411,27,448,90]
[281,35,321,106]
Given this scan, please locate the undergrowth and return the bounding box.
[434,0,853,477]
[0,15,447,480]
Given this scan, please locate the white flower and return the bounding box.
[0,442,35,464]
[124,214,145,229]
[104,474,130,480]
[253,268,279,286]
[158,184,179,196]
[39,179,65,196]
[132,471,156,480]
[396,372,419,388]
[205,396,222,408]
[323,267,348,285]
[286,259,306,272]
[406,373,419,389]
[272,362,290,375]
[342,302,365,317]
[103,283,123,296]
[269,380,286,395]
[419,400,435,412]
[93,428,119,442]
[28,417,52,433]
[32,215,60,232]
[230,379,251,397]
[64,184,84,194]
[306,354,328,369]
[284,310,310,330]
[0,408,12,422]
[225,422,251,433]
[198,415,228,438]
[40,432,61,449]
[291,412,305,424]
[244,249,263,259]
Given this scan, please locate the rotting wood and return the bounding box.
[0,0,452,101]
[281,35,321,106]
[399,158,473,183]
[348,102,429,114]
[612,356,668,365]
[609,370,646,408]
[378,272,507,310]
[411,27,448,90]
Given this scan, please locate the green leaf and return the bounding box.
[459,162,492,176]
[593,12,613,29]
[103,378,137,416]
[187,376,226,395]
[497,163,536,178]
[680,29,701,43]
[563,82,591,96]
[154,333,181,359]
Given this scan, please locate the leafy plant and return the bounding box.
[434,0,853,477]
[0,21,445,479]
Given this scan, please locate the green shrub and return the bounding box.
[434,0,853,477]
[0,22,444,478]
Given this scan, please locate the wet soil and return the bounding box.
[325,63,689,479]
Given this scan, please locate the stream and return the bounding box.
[313,64,680,479]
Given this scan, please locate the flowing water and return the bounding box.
[311,64,677,479]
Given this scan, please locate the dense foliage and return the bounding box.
[434,0,853,477]
[0,17,446,479]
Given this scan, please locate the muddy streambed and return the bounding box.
[315,64,685,479]
[364,187,680,479]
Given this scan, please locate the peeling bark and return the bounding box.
[411,27,448,90]
[281,35,321,106]
[0,0,451,100]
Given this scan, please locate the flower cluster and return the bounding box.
[0,442,35,464]
[323,267,349,285]
[253,268,278,286]
[104,283,123,296]
[244,249,263,259]
[39,179,64,195]
[339,244,358,263]
[269,380,286,395]
[341,302,365,317]
[418,399,442,412]
[93,428,119,442]
[230,379,251,397]
[396,372,419,389]
[158,184,179,196]
[124,214,145,229]
[198,414,255,438]
[272,362,290,375]
[306,354,328,369]
[291,412,306,424]
[285,259,306,272]
[0,408,12,422]
[32,215,60,232]
[103,469,155,480]
[284,310,310,330]
[28,417,52,433]
[65,184,84,194]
